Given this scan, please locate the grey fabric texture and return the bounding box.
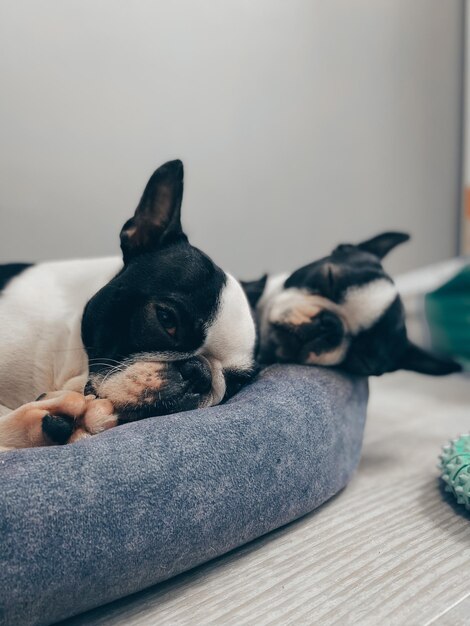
[0,365,368,626]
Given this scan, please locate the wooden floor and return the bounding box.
[63,371,470,626]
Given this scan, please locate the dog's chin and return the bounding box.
[84,378,208,422]
[115,393,203,423]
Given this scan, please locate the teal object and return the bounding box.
[439,434,470,511]
[425,264,470,370]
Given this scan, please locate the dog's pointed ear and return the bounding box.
[399,341,462,376]
[120,160,185,261]
[241,274,268,309]
[357,232,410,259]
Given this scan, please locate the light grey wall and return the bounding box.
[0,0,463,278]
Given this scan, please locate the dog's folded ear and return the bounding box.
[240,275,268,309]
[120,159,185,261]
[399,341,462,376]
[357,232,410,259]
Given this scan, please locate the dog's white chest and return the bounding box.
[0,257,122,408]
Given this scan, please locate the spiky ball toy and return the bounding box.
[439,434,470,511]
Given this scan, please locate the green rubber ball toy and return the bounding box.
[439,434,470,511]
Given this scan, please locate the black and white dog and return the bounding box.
[0,160,256,450]
[243,232,461,377]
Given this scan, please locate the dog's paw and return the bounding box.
[38,392,117,445]
[82,397,117,435]
[42,412,75,444]
[0,392,118,450]
[36,391,87,444]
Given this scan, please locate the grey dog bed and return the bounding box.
[0,365,368,626]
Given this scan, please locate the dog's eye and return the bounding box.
[156,308,177,337]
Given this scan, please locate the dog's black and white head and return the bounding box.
[244,232,461,377]
[82,160,256,420]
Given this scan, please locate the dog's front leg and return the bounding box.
[0,393,118,451]
[0,392,87,450]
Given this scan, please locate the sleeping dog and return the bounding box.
[0,160,256,450]
[243,232,461,376]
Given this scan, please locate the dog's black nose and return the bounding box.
[271,310,344,363]
[299,310,344,357]
[177,357,212,395]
